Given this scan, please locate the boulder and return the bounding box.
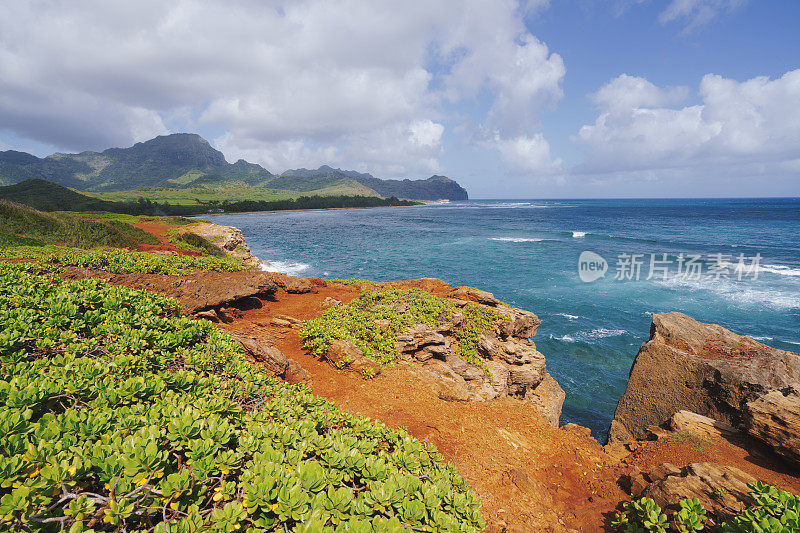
[326,339,363,367]
[270,273,314,294]
[641,462,756,515]
[284,359,312,385]
[233,335,288,377]
[743,387,800,466]
[325,339,381,376]
[450,286,500,306]
[669,410,738,440]
[320,297,342,309]
[608,312,800,443]
[525,373,566,427]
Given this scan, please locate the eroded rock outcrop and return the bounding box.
[608,312,800,443]
[186,222,261,268]
[743,387,800,467]
[395,289,562,426]
[637,462,756,516]
[63,268,278,314]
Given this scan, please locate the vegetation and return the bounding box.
[0,247,244,275]
[0,133,468,200]
[299,288,501,370]
[0,201,157,249]
[0,262,484,532]
[612,482,799,532]
[0,180,420,216]
[170,232,225,258]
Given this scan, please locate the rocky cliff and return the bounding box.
[608,312,800,446]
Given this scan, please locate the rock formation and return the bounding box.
[608,312,800,443]
[185,222,262,268]
[743,387,800,467]
[635,462,757,517]
[395,287,563,426]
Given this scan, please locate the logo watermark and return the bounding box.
[578,252,762,283]
[578,251,608,282]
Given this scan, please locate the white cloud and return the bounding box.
[0,0,563,178]
[659,0,748,32]
[576,69,800,179]
[492,132,562,175]
[592,74,688,112]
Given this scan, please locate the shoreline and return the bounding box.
[193,202,430,218]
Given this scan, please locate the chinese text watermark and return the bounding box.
[578,252,762,283]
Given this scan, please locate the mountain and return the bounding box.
[278,165,468,200]
[0,134,468,200]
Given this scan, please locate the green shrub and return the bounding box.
[0,201,158,249]
[171,232,226,257]
[612,482,799,532]
[0,246,244,275]
[0,263,484,532]
[300,288,502,371]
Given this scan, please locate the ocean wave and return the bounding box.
[572,231,586,238]
[554,312,579,320]
[750,336,773,342]
[549,328,628,343]
[760,264,800,277]
[488,237,544,243]
[656,275,800,310]
[260,260,311,276]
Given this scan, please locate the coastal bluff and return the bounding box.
[608,312,800,461]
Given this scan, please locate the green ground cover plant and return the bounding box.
[0,247,244,276]
[299,288,501,371]
[0,263,484,532]
[612,481,799,532]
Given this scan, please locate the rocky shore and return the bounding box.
[61,221,800,530]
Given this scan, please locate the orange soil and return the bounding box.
[77,223,800,532]
[215,281,800,532]
[131,221,203,256]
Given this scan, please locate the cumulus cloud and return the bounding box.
[659,0,748,32]
[491,132,562,175]
[575,69,800,179]
[0,0,563,177]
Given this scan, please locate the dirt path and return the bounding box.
[131,220,203,256]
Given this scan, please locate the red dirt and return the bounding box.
[132,221,203,256]
[69,222,800,532]
[211,281,800,532]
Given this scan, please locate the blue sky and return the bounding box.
[1,0,798,198]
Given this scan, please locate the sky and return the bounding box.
[0,0,798,198]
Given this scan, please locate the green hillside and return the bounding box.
[0,133,469,200]
[0,200,158,248]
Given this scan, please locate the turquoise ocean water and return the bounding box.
[208,199,800,441]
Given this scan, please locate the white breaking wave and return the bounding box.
[760,264,800,277]
[260,260,311,276]
[750,336,773,342]
[554,313,579,320]
[489,237,544,243]
[656,275,800,310]
[572,231,586,238]
[550,328,628,343]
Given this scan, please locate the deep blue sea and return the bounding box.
[208,199,800,441]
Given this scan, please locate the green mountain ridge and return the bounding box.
[0,133,469,200]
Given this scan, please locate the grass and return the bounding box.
[0,201,158,249]
[300,288,504,375]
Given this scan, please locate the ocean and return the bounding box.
[208,198,800,441]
